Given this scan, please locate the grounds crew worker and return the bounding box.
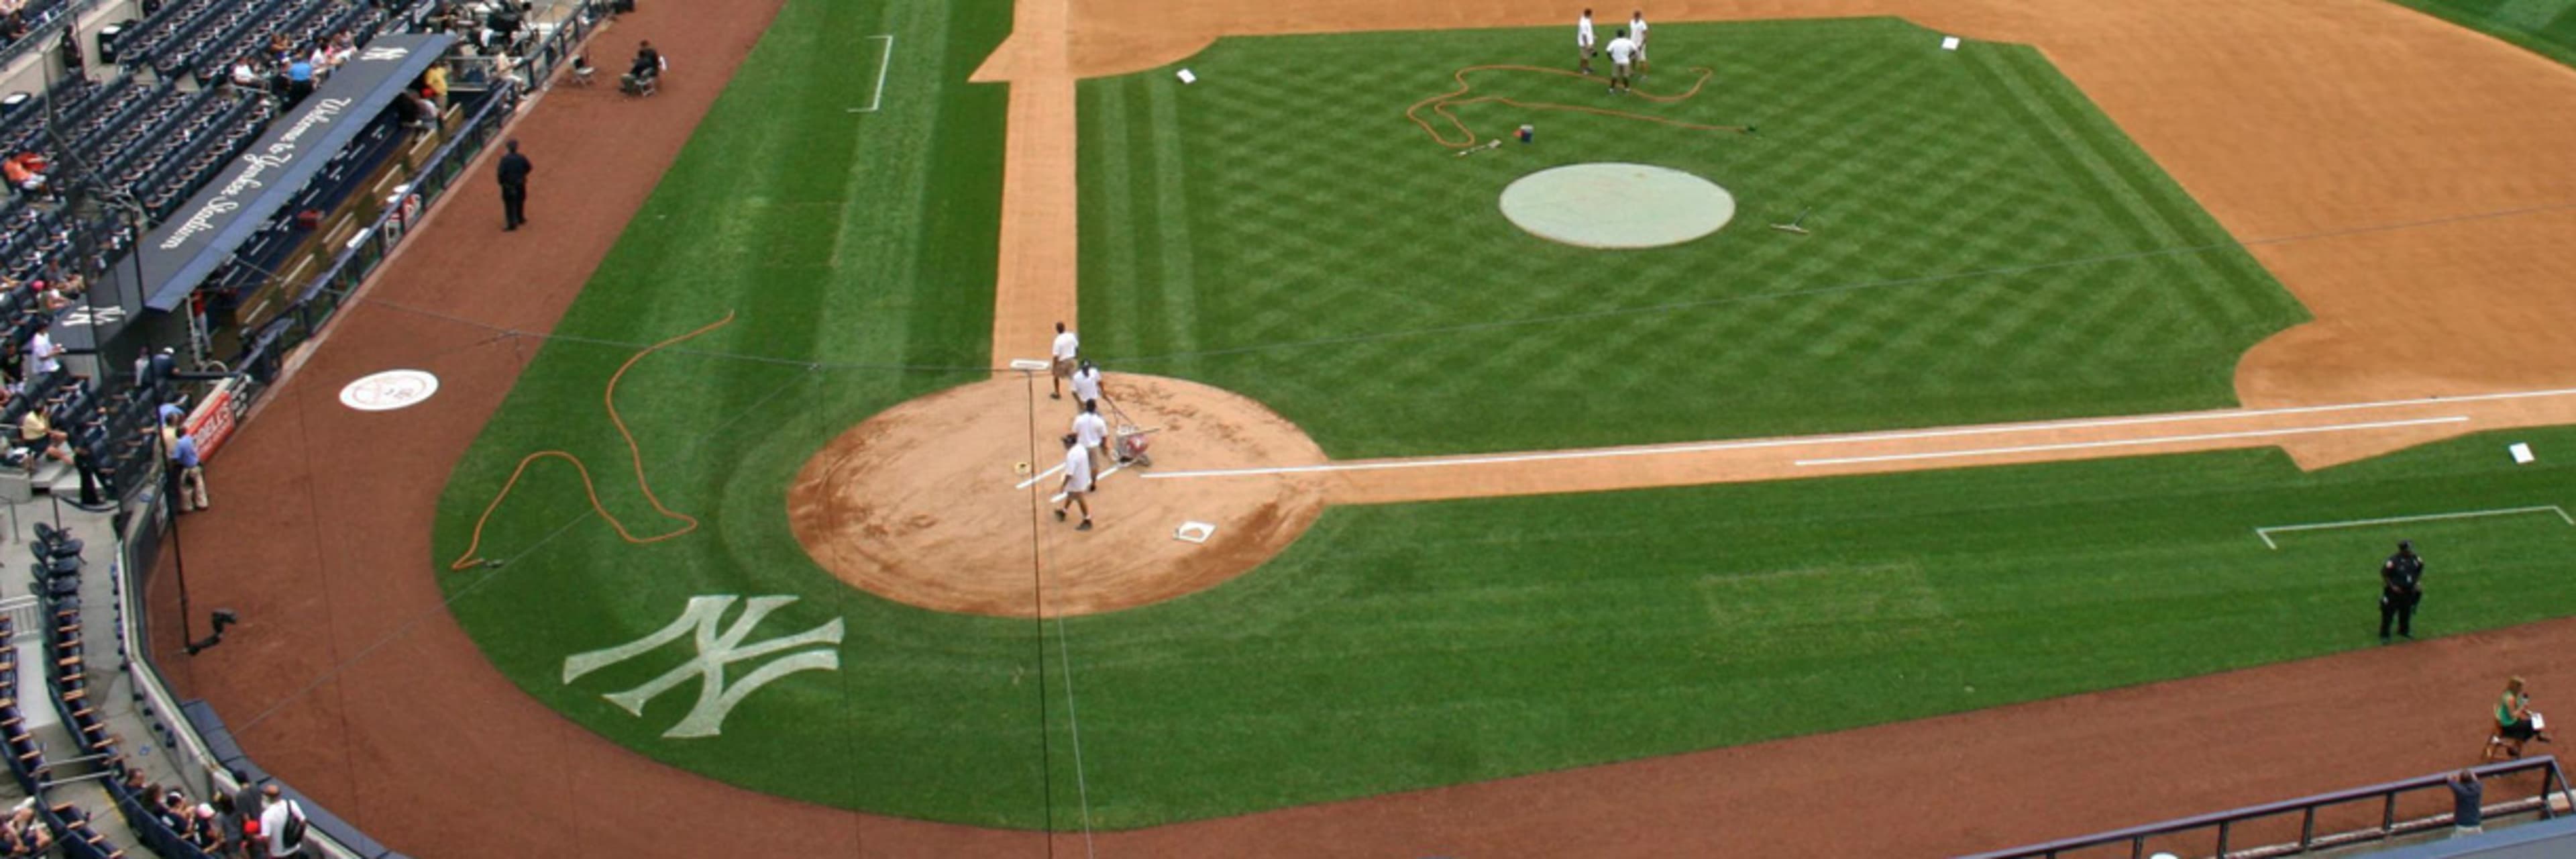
[2380,540,2424,641]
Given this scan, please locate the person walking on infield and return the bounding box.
[1069,359,1108,411]
[1049,321,1079,399]
[1576,9,1597,75]
[1055,434,1093,531]
[2379,539,2424,640]
[1073,400,1111,477]
[496,139,532,231]
[1605,29,1636,94]
[1629,9,1650,78]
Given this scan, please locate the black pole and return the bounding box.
[167,458,193,650]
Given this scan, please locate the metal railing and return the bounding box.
[1963,756,2575,859]
[0,593,36,643]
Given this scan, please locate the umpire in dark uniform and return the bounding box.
[2379,540,2424,641]
[496,138,531,231]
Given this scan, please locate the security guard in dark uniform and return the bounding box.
[2380,540,2424,641]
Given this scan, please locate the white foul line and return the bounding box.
[1792,416,2467,466]
[849,35,896,113]
[1016,462,1066,489]
[2255,505,2573,550]
[1049,462,1124,503]
[1148,383,2576,479]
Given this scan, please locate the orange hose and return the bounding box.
[1405,64,1743,149]
[446,311,737,570]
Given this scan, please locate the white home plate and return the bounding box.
[1175,521,1216,544]
[340,369,440,411]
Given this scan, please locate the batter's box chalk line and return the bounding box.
[2252,505,2573,550]
[1175,521,1216,544]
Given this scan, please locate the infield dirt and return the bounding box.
[148,0,2576,856]
[787,374,1326,617]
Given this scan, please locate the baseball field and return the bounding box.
[148,0,2576,855]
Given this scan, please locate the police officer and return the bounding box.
[2379,540,2424,641]
[496,139,532,231]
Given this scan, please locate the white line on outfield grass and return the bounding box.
[1146,384,2576,479]
[2254,505,2573,550]
[849,35,896,113]
[1792,416,2469,467]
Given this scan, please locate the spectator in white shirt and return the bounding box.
[258,785,307,858]
[28,327,60,376]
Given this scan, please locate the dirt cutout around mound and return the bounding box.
[788,375,1326,616]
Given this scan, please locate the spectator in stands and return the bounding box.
[267,33,293,63]
[0,801,47,857]
[189,803,222,851]
[323,32,355,67]
[156,787,192,833]
[286,56,317,104]
[48,270,83,304]
[18,403,72,472]
[2,152,48,199]
[231,58,268,92]
[423,61,449,109]
[257,784,307,858]
[27,325,58,376]
[492,50,523,91]
[28,279,66,313]
[226,771,262,858]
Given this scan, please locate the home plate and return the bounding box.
[1175,521,1216,544]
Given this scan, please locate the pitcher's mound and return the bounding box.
[1500,162,1736,249]
[788,375,1328,617]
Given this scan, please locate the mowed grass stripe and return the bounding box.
[1990,48,2298,334]
[1147,78,1201,359]
[1082,80,1140,354]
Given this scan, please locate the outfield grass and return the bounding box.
[1078,18,2308,458]
[2393,0,2576,65]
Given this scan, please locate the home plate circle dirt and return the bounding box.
[788,374,1328,617]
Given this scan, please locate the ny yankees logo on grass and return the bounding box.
[562,595,845,738]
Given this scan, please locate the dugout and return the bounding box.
[97,32,455,372]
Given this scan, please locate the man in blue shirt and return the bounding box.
[286,58,316,103]
[168,414,208,511]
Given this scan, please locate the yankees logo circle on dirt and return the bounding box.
[339,369,440,411]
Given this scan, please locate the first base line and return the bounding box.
[1792,416,2468,466]
[2254,505,2574,550]
[1159,384,2576,477]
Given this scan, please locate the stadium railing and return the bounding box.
[1962,756,2575,859]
